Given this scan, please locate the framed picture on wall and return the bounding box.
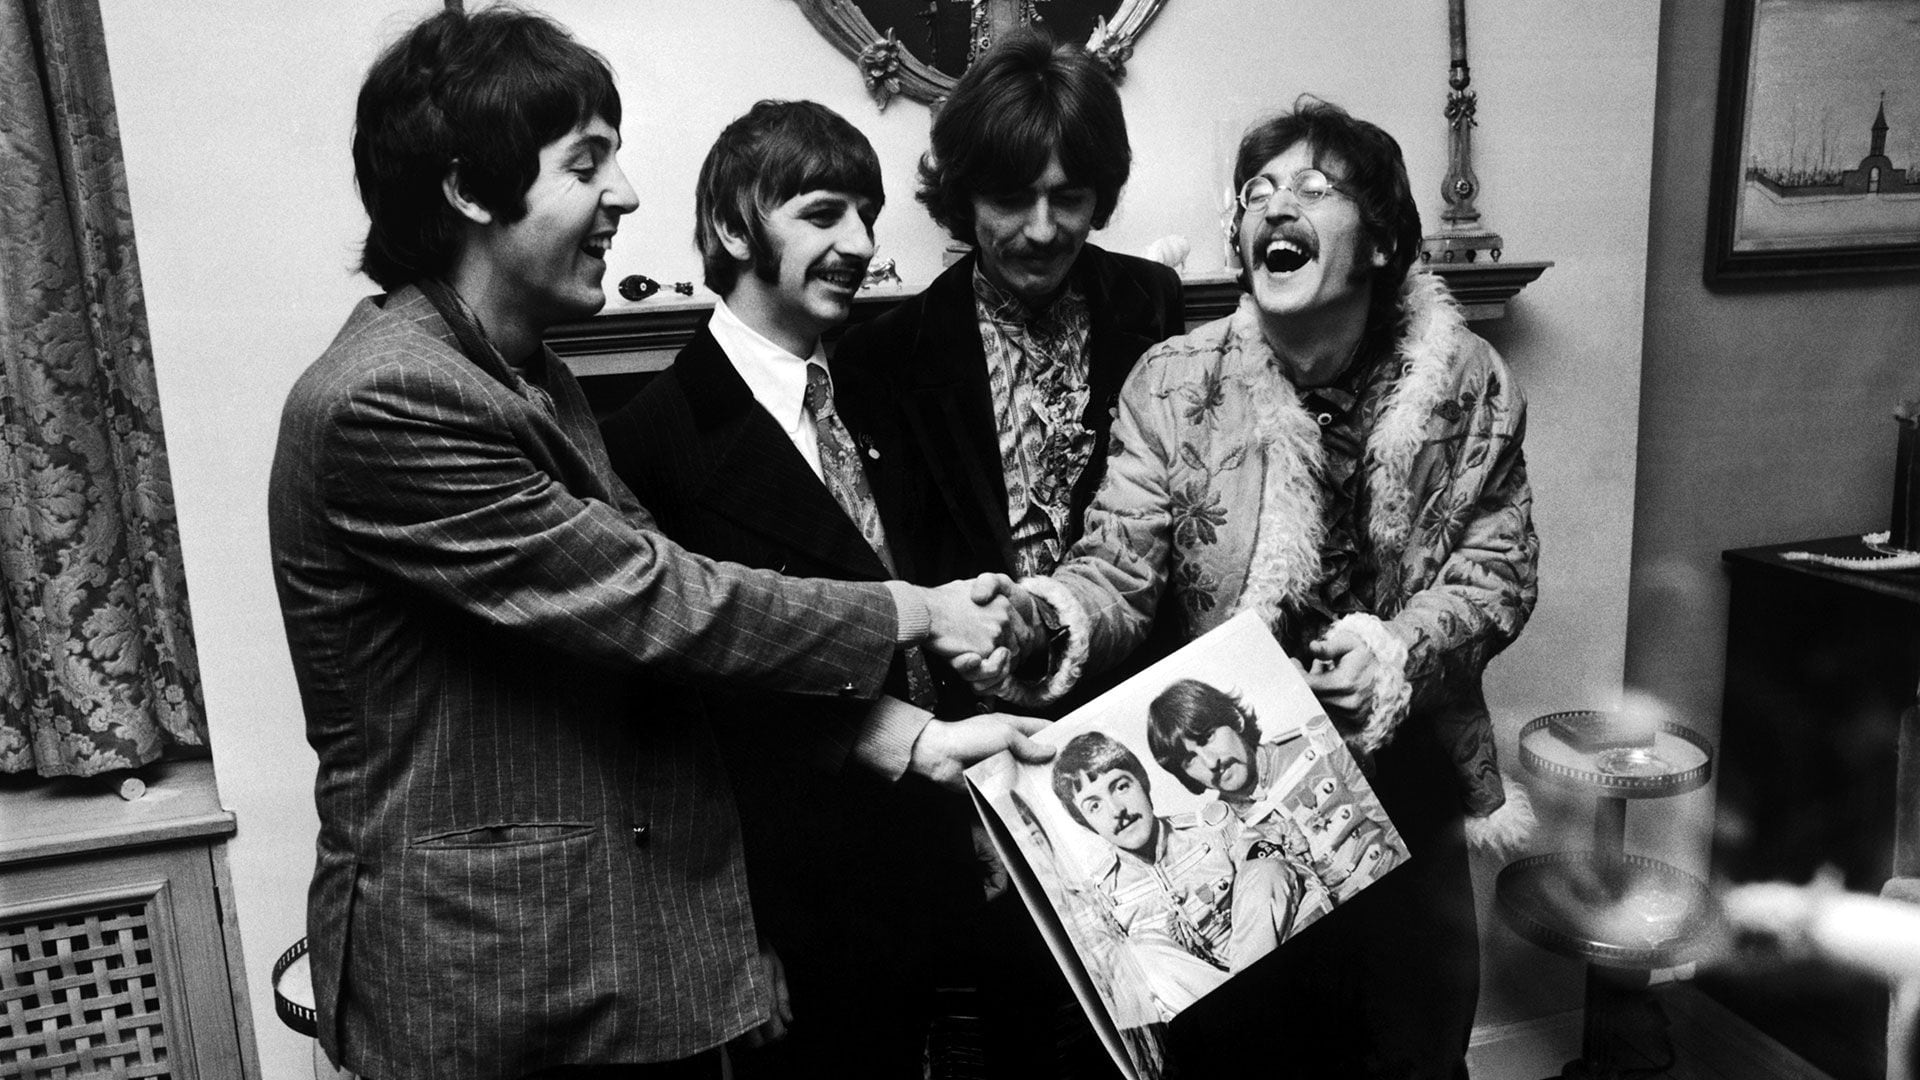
[1705,0,1920,285]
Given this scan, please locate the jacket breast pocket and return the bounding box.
[410,822,595,849]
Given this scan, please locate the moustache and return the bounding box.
[996,241,1071,262]
[1259,226,1319,273]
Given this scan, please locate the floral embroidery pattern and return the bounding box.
[0,1,206,776]
[1180,370,1226,426]
[1173,560,1220,627]
[1168,482,1228,549]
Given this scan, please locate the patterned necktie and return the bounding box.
[804,364,937,709]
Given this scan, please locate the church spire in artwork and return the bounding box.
[1872,91,1889,160]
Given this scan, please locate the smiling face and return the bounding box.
[1177,724,1258,800]
[458,115,637,348]
[1236,141,1385,326]
[1073,767,1158,857]
[970,152,1095,307]
[721,189,876,356]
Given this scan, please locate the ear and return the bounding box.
[712,213,753,265]
[441,163,494,226]
[1369,239,1392,269]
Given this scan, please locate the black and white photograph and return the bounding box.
[3,2,1917,1080]
[969,611,1408,1080]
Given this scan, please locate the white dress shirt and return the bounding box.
[707,297,931,777]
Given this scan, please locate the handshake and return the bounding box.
[904,573,1058,788]
[914,573,1049,692]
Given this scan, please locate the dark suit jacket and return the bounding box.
[833,245,1186,713]
[268,287,899,1080]
[597,326,977,1071]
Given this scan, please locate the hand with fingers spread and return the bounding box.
[908,711,1057,791]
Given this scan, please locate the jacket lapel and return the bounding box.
[676,327,892,581]
[899,257,1017,569]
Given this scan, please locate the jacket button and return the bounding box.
[839,680,858,696]
[631,824,651,849]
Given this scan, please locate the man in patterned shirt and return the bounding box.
[833,27,1185,719]
[829,28,1184,1076]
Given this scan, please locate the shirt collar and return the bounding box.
[708,296,826,438]
[972,263,1082,329]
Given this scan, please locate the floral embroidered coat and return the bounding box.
[1021,271,1539,837]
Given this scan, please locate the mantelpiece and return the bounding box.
[549,261,1553,392]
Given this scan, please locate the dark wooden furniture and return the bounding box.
[1718,535,1920,890]
[1706,534,1920,1080]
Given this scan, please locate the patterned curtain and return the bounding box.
[0,0,207,776]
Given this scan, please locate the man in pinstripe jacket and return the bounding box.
[267,10,1043,1080]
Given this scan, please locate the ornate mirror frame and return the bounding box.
[795,0,1168,109]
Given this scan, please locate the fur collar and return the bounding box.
[1232,269,1469,623]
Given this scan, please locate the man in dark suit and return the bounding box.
[267,13,1040,1080]
[833,29,1184,718]
[829,31,1185,1076]
[599,99,1046,1080]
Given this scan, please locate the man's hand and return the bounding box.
[730,945,791,1050]
[946,580,1050,698]
[1303,628,1377,731]
[921,573,1016,676]
[950,651,1013,698]
[908,713,1056,791]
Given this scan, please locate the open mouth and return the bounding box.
[582,235,612,261]
[814,266,864,293]
[1263,240,1312,274]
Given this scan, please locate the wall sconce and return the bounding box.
[1418,0,1552,319]
[1422,0,1501,264]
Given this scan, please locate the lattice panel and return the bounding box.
[0,901,172,1079]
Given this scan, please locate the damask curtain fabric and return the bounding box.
[0,0,207,775]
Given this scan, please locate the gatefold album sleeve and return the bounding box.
[966,610,1409,1080]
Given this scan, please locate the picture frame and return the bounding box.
[794,0,1167,109]
[1704,0,1920,285]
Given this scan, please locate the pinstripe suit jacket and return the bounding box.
[268,286,899,1080]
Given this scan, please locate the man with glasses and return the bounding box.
[980,95,1540,1077]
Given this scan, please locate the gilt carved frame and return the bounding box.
[794,0,1167,109]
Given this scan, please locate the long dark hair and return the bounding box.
[916,28,1130,245]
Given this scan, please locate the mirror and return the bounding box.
[797,0,1168,108]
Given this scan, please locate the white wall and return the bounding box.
[98,1,1662,1074]
[1627,0,1920,881]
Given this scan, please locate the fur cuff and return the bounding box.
[1329,613,1410,755]
[1464,780,1536,857]
[997,576,1094,708]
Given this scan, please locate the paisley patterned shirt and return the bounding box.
[975,268,1095,579]
[1293,344,1398,654]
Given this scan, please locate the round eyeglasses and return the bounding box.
[1236,168,1346,212]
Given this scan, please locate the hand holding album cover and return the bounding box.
[966,611,1410,1080]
